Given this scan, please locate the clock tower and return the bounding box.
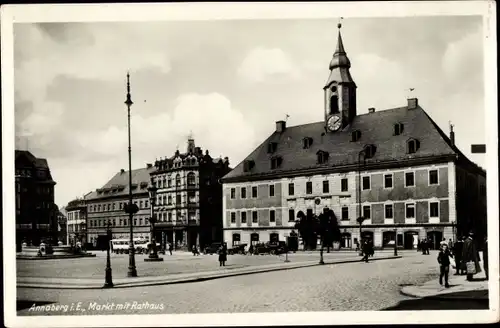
[324,23,357,132]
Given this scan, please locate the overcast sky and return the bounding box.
[14,16,486,208]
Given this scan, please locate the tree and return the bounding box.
[295,211,319,250]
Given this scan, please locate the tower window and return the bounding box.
[271,156,283,169]
[351,130,362,142]
[330,95,339,114]
[243,160,255,172]
[394,123,404,136]
[317,151,330,164]
[267,142,278,154]
[407,138,421,154]
[303,137,313,149]
[363,144,377,158]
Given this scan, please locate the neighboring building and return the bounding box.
[57,206,68,245]
[85,165,155,250]
[151,137,231,251]
[220,26,486,250]
[65,197,88,246]
[15,150,58,246]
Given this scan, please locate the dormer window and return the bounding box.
[243,160,255,172]
[303,137,313,149]
[267,142,278,154]
[271,156,283,170]
[363,144,377,159]
[317,151,330,164]
[394,123,404,136]
[407,138,421,154]
[351,130,362,142]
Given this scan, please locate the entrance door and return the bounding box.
[382,231,396,248]
[427,231,443,250]
[404,231,418,249]
[341,233,352,248]
[250,233,260,246]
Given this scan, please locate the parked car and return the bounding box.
[268,241,287,255]
[228,243,247,255]
[204,242,222,255]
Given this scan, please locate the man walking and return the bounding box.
[453,236,464,275]
[462,232,481,281]
[437,243,452,288]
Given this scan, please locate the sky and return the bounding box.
[13,16,486,208]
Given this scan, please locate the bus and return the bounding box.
[111,238,150,254]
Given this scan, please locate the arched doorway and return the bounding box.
[232,233,241,246]
[427,231,443,250]
[404,231,419,249]
[382,231,396,248]
[269,233,279,243]
[250,233,259,246]
[341,233,352,248]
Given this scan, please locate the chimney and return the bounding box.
[407,98,418,109]
[276,120,286,133]
[120,169,125,174]
[146,163,152,168]
[368,107,375,113]
[450,122,455,146]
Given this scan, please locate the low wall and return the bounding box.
[17,246,96,260]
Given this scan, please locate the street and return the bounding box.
[16,251,466,315]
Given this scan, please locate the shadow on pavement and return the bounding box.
[17,300,54,311]
[384,290,489,311]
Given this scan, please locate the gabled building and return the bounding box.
[220,25,486,250]
[152,137,231,251]
[65,197,88,246]
[15,150,58,246]
[85,165,154,250]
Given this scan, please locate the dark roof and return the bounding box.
[85,166,156,200]
[15,150,50,169]
[222,103,476,182]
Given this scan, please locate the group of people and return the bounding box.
[437,232,488,288]
[360,238,374,262]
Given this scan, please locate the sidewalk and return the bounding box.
[401,258,489,301]
[17,253,401,289]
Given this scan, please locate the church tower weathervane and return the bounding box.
[324,18,357,133]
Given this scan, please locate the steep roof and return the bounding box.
[222,102,464,182]
[85,166,156,201]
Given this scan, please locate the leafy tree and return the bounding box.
[295,211,319,250]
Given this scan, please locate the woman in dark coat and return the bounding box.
[462,232,481,281]
[218,243,228,266]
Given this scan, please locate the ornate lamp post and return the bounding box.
[145,177,163,261]
[103,220,113,288]
[124,72,139,277]
[356,150,367,254]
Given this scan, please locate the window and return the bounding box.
[112,203,116,210]
[119,219,123,226]
[323,180,329,193]
[168,178,172,188]
[175,174,181,187]
[303,137,313,149]
[112,220,116,226]
[429,202,439,217]
[362,176,371,190]
[176,195,182,205]
[232,233,241,246]
[288,209,295,222]
[407,139,421,154]
[288,183,294,196]
[306,181,313,194]
[107,204,111,211]
[252,211,258,223]
[241,187,247,199]
[317,151,329,164]
[139,201,143,208]
[267,142,278,154]
[252,186,258,198]
[406,203,415,219]
[364,144,377,158]
[230,212,236,224]
[139,218,142,225]
[405,172,415,187]
[341,178,348,192]
[384,174,393,189]
[269,184,275,197]
[168,212,173,221]
[394,123,404,136]
[351,130,362,142]
[119,203,123,210]
[362,205,371,219]
[243,160,255,172]
[271,156,283,169]
[384,204,394,219]
[98,220,102,227]
[230,188,236,199]
[341,207,349,220]
[241,212,247,223]
[429,169,439,185]
[145,200,149,208]
[134,219,137,226]
[187,172,196,186]
[270,210,276,223]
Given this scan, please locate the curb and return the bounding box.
[400,286,489,301]
[17,255,402,290]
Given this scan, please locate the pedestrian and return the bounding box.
[417,239,421,252]
[421,238,427,255]
[452,236,464,275]
[168,242,173,255]
[361,239,370,263]
[483,237,489,280]
[218,242,228,266]
[437,243,452,288]
[462,232,481,282]
[448,238,453,249]
[369,239,374,257]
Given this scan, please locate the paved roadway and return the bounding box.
[17,251,443,315]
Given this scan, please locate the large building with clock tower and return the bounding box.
[220,24,486,251]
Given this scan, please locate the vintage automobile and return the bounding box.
[227,243,247,255]
[203,242,222,255]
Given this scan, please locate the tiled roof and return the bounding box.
[222,103,467,182]
[85,166,156,200]
[15,150,50,169]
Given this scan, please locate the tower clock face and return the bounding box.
[327,115,342,131]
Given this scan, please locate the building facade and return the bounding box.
[85,166,154,250]
[56,206,68,245]
[15,150,58,246]
[151,137,231,251]
[65,198,88,246]
[221,26,486,250]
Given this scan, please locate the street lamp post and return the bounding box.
[393,227,398,256]
[145,177,163,262]
[356,150,366,254]
[124,72,139,277]
[103,220,113,288]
